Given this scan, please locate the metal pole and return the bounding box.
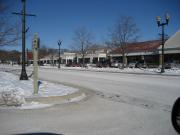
[58,44,60,68]
[20,0,28,80]
[59,45,61,68]
[12,0,36,80]
[82,42,84,67]
[161,25,165,73]
[26,48,28,66]
[58,40,62,68]
[156,14,169,73]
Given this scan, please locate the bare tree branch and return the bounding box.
[73,26,92,67]
[109,16,139,68]
[0,1,21,47]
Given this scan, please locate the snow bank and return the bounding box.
[0,71,78,98]
[0,90,25,106]
[18,102,53,110]
[60,66,180,75]
[68,93,86,103]
[0,71,80,108]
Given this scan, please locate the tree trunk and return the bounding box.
[122,52,125,69]
[82,53,85,67]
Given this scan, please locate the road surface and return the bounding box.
[0,66,179,135]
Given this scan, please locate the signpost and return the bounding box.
[33,33,40,94]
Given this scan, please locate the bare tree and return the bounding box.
[0,1,20,47]
[73,27,92,67]
[110,16,139,68]
[39,45,58,59]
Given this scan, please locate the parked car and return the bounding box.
[72,63,81,67]
[128,62,136,68]
[87,64,96,68]
[164,62,172,69]
[135,60,147,68]
[65,63,72,67]
[171,97,180,134]
[96,62,103,68]
[111,61,123,68]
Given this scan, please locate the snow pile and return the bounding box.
[0,71,78,98]
[68,93,86,103]
[0,71,80,108]
[60,66,180,75]
[18,102,53,110]
[135,67,180,75]
[0,89,25,106]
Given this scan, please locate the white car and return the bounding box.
[112,61,123,68]
[128,62,136,68]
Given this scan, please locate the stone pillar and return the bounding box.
[90,57,93,63]
[32,33,39,94]
[66,59,68,64]
[76,56,78,63]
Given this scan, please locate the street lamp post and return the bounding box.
[156,13,170,73]
[58,40,62,68]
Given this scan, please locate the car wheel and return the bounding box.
[172,97,180,134]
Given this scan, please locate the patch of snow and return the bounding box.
[0,71,79,109]
[0,71,78,98]
[18,102,53,110]
[60,66,180,75]
[67,93,86,103]
[0,90,25,106]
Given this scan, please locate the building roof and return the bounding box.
[110,40,162,54]
[164,30,180,49]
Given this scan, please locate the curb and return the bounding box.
[25,90,85,104]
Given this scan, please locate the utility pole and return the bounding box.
[12,0,36,80]
[26,48,29,66]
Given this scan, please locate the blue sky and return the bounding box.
[3,0,180,50]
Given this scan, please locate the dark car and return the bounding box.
[135,60,147,68]
[172,97,180,134]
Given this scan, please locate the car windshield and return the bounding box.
[0,0,180,135]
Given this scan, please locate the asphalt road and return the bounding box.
[0,67,180,135]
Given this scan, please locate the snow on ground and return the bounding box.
[0,71,80,109]
[1,64,180,76]
[67,93,86,103]
[0,71,78,98]
[42,65,180,75]
[18,102,53,110]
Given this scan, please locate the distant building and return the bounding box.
[163,30,180,64]
[110,40,162,66]
[76,47,108,64]
[0,50,21,64]
[29,30,180,68]
[110,30,180,67]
